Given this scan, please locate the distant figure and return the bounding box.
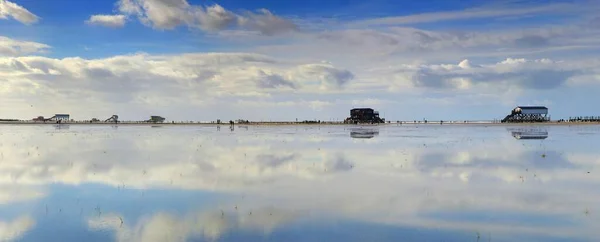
[229,120,234,126]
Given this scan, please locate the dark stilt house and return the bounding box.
[344,108,385,124]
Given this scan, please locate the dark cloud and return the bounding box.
[324,68,354,87]
[113,0,297,35]
[21,59,57,74]
[412,69,459,89]
[590,16,600,27]
[511,69,576,89]
[324,156,354,172]
[413,69,576,90]
[413,31,440,44]
[85,67,115,79]
[318,30,399,46]
[409,59,579,90]
[513,35,549,48]
[256,72,296,89]
[10,59,29,72]
[295,64,355,90]
[238,9,298,35]
[255,154,299,168]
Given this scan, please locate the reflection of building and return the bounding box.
[54,124,70,130]
[512,131,548,140]
[508,128,549,140]
[502,106,549,123]
[344,108,385,124]
[350,129,380,139]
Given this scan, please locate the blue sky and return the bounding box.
[1,0,600,121]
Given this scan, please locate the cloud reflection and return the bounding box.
[89,207,301,242]
[0,216,35,241]
[0,125,598,241]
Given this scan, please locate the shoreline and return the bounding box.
[1,121,600,126]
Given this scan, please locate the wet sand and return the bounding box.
[1,121,599,126]
[1,124,599,241]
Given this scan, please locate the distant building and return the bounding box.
[502,106,549,123]
[105,115,119,123]
[344,108,385,124]
[148,116,165,123]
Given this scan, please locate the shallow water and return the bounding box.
[0,124,598,242]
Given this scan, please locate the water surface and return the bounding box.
[0,124,598,242]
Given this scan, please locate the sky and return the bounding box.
[1,0,600,122]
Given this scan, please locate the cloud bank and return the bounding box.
[88,0,297,34]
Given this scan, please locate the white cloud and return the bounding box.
[1,48,600,120]
[0,52,358,119]
[458,59,471,69]
[0,0,39,25]
[86,14,127,28]
[0,52,355,100]
[380,58,592,91]
[0,36,49,56]
[113,0,296,35]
